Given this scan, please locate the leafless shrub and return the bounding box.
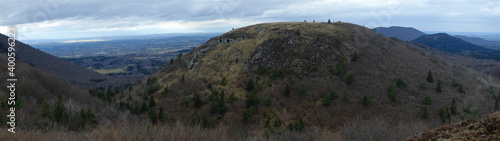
[340,116,429,141]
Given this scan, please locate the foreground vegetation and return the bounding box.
[1,115,433,141]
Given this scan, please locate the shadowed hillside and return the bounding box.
[0,34,132,87]
[0,53,118,131]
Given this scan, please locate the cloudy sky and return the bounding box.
[0,0,499,40]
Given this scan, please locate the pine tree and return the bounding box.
[345,74,355,85]
[363,95,372,106]
[450,99,457,114]
[75,108,98,131]
[141,102,148,113]
[322,92,333,106]
[495,95,500,111]
[38,99,52,119]
[421,107,429,119]
[292,118,305,132]
[327,19,331,23]
[158,106,165,123]
[246,79,254,92]
[228,92,238,103]
[388,83,397,102]
[211,90,227,115]
[423,95,432,105]
[149,96,156,107]
[427,70,434,83]
[284,84,291,96]
[148,109,158,124]
[192,92,203,109]
[37,99,53,130]
[299,84,307,95]
[396,77,407,88]
[436,80,443,93]
[53,93,69,123]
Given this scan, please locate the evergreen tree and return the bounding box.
[220,76,227,86]
[439,107,451,123]
[38,99,52,120]
[75,108,98,131]
[423,95,432,105]
[299,84,307,95]
[149,96,156,107]
[37,99,53,129]
[327,19,331,23]
[246,79,254,92]
[192,92,203,109]
[141,102,148,113]
[170,58,174,64]
[211,90,227,115]
[158,106,165,123]
[450,99,457,115]
[284,84,291,96]
[345,74,355,85]
[53,93,69,123]
[363,95,372,106]
[427,70,434,83]
[388,83,397,102]
[228,92,238,103]
[322,92,333,106]
[292,118,305,132]
[421,107,429,119]
[495,95,500,111]
[148,109,158,124]
[396,77,407,88]
[436,80,443,93]
[457,83,465,93]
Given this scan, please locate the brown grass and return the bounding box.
[0,121,342,141]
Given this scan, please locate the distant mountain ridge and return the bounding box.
[373,26,426,41]
[455,35,500,49]
[412,33,500,60]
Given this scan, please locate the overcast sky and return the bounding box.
[0,0,499,40]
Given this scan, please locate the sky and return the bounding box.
[0,0,499,40]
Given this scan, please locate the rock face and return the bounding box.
[408,112,500,141]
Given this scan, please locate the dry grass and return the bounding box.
[0,121,342,141]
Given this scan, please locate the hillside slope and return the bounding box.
[0,34,128,87]
[0,53,115,130]
[126,22,499,140]
[373,26,426,41]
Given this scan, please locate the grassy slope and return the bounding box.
[123,22,499,139]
